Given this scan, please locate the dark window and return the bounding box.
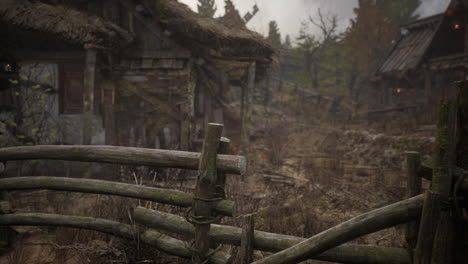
[59,62,100,114]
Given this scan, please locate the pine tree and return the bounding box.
[267,21,282,48]
[197,0,217,18]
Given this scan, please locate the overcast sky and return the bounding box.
[179,0,451,43]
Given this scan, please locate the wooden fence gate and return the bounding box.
[0,81,467,264]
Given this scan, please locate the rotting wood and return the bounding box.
[249,194,424,264]
[405,151,422,253]
[239,214,255,264]
[0,213,232,264]
[192,123,223,264]
[0,177,235,216]
[133,207,412,264]
[0,145,246,175]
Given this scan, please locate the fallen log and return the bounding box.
[249,194,424,264]
[134,207,411,264]
[0,177,235,216]
[0,213,232,264]
[0,145,246,175]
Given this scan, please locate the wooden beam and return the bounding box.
[133,207,412,264]
[192,123,223,264]
[0,177,235,216]
[250,195,424,264]
[0,213,232,264]
[0,145,247,175]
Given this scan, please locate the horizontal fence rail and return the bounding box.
[0,177,235,216]
[250,194,425,264]
[0,145,246,175]
[134,207,411,264]
[0,213,232,264]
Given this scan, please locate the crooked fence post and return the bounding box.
[192,123,224,264]
[414,99,457,264]
[405,151,421,256]
[240,213,255,264]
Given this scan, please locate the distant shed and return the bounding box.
[373,0,468,123]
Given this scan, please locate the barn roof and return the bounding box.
[0,0,134,49]
[378,14,443,74]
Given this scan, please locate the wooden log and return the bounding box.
[133,207,412,264]
[249,195,424,264]
[0,213,232,264]
[0,145,246,175]
[193,123,223,264]
[0,177,235,216]
[405,151,422,252]
[240,214,255,264]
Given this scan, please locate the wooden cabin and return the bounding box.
[0,0,273,152]
[372,0,468,124]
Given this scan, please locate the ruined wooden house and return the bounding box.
[372,0,467,123]
[0,0,273,152]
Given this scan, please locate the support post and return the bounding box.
[181,71,196,151]
[240,213,255,264]
[241,62,256,156]
[102,80,116,145]
[82,48,97,145]
[405,151,421,253]
[192,123,223,263]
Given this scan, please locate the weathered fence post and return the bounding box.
[211,137,231,250]
[0,200,14,255]
[405,151,421,254]
[192,123,223,263]
[240,213,255,264]
[414,99,457,264]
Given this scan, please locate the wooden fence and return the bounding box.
[0,81,467,264]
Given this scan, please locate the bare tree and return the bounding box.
[296,9,339,89]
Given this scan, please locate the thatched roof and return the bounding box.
[143,0,273,62]
[0,0,134,49]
